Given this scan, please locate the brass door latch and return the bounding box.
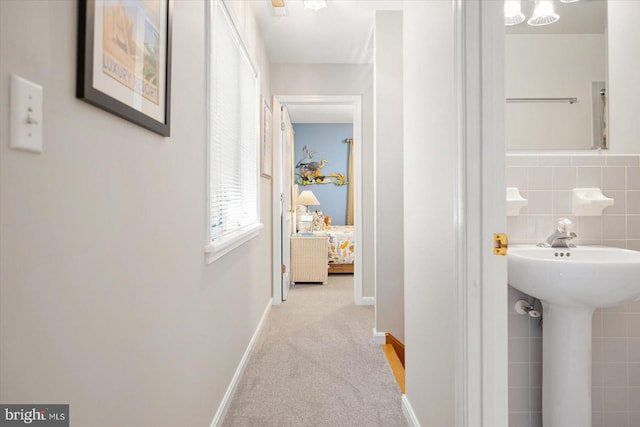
[494,233,508,256]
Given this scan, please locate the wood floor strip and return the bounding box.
[385,333,405,367]
[382,343,405,394]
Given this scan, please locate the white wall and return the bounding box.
[403,1,456,423]
[506,34,606,150]
[608,1,640,154]
[271,63,375,298]
[0,1,272,426]
[374,11,404,342]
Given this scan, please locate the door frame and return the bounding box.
[271,95,363,305]
[279,104,293,301]
[396,1,507,425]
[454,1,507,426]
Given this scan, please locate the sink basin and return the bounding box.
[508,245,640,427]
[508,245,640,308]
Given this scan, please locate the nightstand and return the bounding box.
[290,233,328,284]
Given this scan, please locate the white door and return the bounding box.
[280,106,294,300]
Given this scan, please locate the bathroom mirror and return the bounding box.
[505,0,607,150]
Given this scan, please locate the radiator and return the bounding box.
[290,236,328,283]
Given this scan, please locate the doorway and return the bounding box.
[271,95,363,306]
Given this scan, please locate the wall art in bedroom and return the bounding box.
[295,145,347,186]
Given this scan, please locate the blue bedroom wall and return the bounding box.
[293,123,352,225]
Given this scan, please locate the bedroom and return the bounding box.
[288,104,356,281]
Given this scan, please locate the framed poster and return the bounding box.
[77,0,173,136]
[261,98,273,178]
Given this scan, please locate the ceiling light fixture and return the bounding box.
[504,0,525,26]
[268,0,289,16]
[527,0,559,26]
[303,0,327,11]
[505,0,576,27]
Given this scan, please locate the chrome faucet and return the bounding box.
[538,218,577,248]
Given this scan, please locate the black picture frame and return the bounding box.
[77,0,173,136]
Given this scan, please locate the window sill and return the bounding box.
[205,222,263,264]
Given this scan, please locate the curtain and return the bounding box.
[290,125,297,235]
[346,138,354,225]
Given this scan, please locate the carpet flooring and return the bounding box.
[221,275,408,427]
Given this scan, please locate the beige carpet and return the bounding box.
[221,275,408,427]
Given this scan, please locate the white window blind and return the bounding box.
[207,0,261,260]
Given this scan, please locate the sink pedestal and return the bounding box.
[542,303,595,427]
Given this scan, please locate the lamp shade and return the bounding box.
[296,190,320,206]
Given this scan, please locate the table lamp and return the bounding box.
[296,190,320,233]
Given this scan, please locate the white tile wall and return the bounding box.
[506,154,640,248]
[592,301,640,426]
[507,154,640,427]
[508,286,543,427]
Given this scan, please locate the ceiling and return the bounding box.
[256,0,606,122]
[253,0,403,64]
[254,0,607,65]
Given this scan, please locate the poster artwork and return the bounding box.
[102,0,160,105]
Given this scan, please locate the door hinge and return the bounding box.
[494,233,508,256]
[281,264,286,274]
[281,122,286,131]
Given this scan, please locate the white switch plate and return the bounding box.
[10,74,43,153]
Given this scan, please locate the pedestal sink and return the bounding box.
[508,245,640,427]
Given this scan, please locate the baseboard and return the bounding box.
[372,328,387,345]
[386,333,405,367]
[209,298,272,427]
[402,394,421,427]
[360,296,375,306]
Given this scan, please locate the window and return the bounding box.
[206,0,262,262]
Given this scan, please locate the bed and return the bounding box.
[326,225,354,273]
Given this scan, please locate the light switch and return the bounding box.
[10,74,43,153]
